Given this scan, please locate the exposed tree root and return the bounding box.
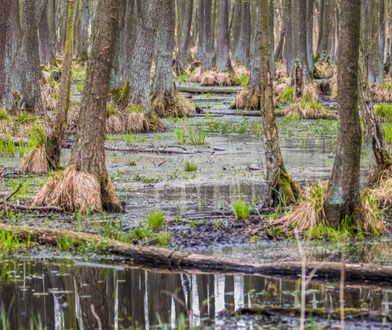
[152,92,192,118]
[21,146,49,175]
[1,223,392,282]
[31,166,120,212]
[233,87,260,110]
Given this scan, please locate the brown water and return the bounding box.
[0,258,391,329]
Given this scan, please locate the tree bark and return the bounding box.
[127,0,162,113]
[0,0,12,106]
[69,0,120,211]
[46,0,75,170]
[201,0,214,70]
[317,0,333,62]
[324,0,362,226]
[4,0,42,113]
[306,0,315,74]
[283,0,294,75]
[368,0,384,83]
[216,0,231,72]
[293,0,310,79]
[38,0,55,64]
[259,0,300,207]
[249,0,261,90]
[74,0,90,59]
[177,0,193,73]
[234,0,251,66]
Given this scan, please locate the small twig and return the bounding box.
[6,184,22,202]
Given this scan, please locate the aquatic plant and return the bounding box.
[0,230,31,255]
[152,231,172,246]
[183,160,198,172]
[27,126,46,149]
[187,127,206,145]
[175,128,186,144]
[279,86,294,103]
[146,210,165,230]
[177,72,188,83]
[232,197,251,220]
[0,135,16,156]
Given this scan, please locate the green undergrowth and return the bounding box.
[382,122,392,144]
[233,74,249,87]
[279,86,294,103]
[105,133,147,144]
[0,230,31,256]
[183,160,198,172]
[375,103,392,121]
[175,128,207,145]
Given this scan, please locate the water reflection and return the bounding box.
[0,259,391,329]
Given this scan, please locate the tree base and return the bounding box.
[152,92,192,118]
[106,112,125,133]
[283,102,337,119]
[21,146,49,175]
[126,111,166,133]
[266,169,302,208]
[233,87,260,110]
[32,166,121,212]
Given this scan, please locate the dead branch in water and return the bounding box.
[176,84,241,94]
[1,223,392,283]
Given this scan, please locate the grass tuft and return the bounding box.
[184,161,198,172]
[375,103,392,121]
[146,210,165,231]
[232,197,251,220]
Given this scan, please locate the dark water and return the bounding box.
[0,258,391,329]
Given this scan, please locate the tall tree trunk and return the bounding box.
[127,0,162,113]
[68,0,120,211]
[259,0,300,207]
[235,0,251,66]
[0,0,12,106]
[293,0,310,79]
[197,0,205,62]
[230,0,242,54]
[177,0,193,72]
[74,0,90,59]
[317,0,332,61]
[306,0,315,74]
[4,0,42,113]
[46,0,75,170]
[216,0,231,72]
[38,0,55,64]
[47,0,56,62]
[201,0,214,70]
[324,0,362,226]
[368,0,384,83]
[283,0,294,75]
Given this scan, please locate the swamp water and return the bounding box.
[0,258,391,329]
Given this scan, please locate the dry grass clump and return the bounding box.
[106,113,125,133]
[21,125,49,175]
[370,82,392,103]
[303,82,320,101]
[22,147,48,175]
[32,166,103,212]
[233,64,249,77]
[152,93,192,118]
[215,72,232,86]
[272,182,385,236]
[67,104,80,131]
[284,99,337,119]
[275,62,288,81]
[190,66,202,83]
[315,62,336,79]
[200,71,217,86]
[125,111,165,133]
[234,87,259,110]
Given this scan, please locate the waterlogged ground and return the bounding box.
[2,88,392,328]
[0,257,392,329]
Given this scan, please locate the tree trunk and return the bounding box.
[249,0,261,90]
[201,0,214,70]
[69,0,120,211]
[4,0,42,113]
[177,0,193,73]
[368,0,384,83]
[317,0,332,62]
[230,0,242,54]
[259,0,300,207]
[283,0,294,75]
[216,0,231,72]
[46,0,75,170]
[234,0,251,66]
[324,0,362,226]
[306,0,315,74]
[293,0,310,79]
[38,0,55,64]
[127,0,162,113]
[197,0,205,62]
[74,0,90,59]
[0,0,12,105]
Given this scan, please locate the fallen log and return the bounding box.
[1,223,392,283]
[190,110,285,117]
[0,203,63,212]
[104,145,201,155]
[177,84,241,94]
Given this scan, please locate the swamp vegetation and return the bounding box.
[2,0,392,328]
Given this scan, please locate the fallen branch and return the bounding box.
[104,145,200,155]
[1,223,392,282]
[0,203,63,212]
[177,84,241,94]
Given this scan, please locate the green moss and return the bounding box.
[375,103,392,121]
[106,103,118,115]
[307,216,363,241]
[127,104,144,113]
[276,170,301,205]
